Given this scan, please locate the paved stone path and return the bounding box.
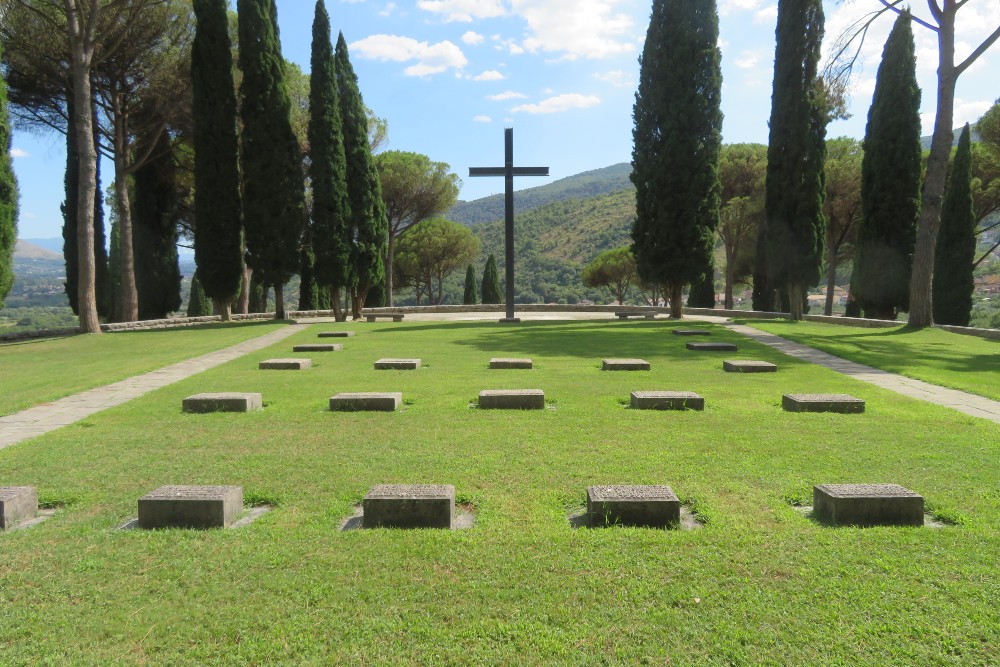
[0,324,308,450]
[726,323,1000,425]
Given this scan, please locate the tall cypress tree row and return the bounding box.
[463,264,478,305]
[336,33,387,317]
[481,253,502,304]
[239,0,306,320]
[0,42,18,307]
[763,0,826,320]
[299,242,318,311]
[851,14,921,321]
[933,125,976,326]
[192,0,243,320]
[132,128,181,320]
[309,2,353,320]
[631,0,722,319]
[186,271,212,317]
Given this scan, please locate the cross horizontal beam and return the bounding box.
[469,167,550,177]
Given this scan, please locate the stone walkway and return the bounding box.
[0,324,308,450]
[726,323,1000,425]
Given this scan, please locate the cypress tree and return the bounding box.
[933,125,976,326]
[631,0,722,319]
[336,33,387,316]
[364,279,386,308]
[481,253,502,304]
[309,1,353,320]
[851,13,921,321]
[249,276,268,313]
[687,263,716,308]
[187,272,212,317]
[299,243,318,311]
[132,128,181,320]
[463,264,478,305]
[0,42,17,307]
[239,0,306,320]
[192,0,243,320]
[751,229,776,311]
[763,0,826,320]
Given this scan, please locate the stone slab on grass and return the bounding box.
[374,358,421,370]
[490,358,533,369]
[366,314,404,322]
[587,485,681,528]
[330,392,402,412]
[293,344,342,352]
[259,358,312,370]
[783,394,865,413]
[630,391,704,411]
[813,484,924,527]
[183,392,262,413]
[0,486,38,530]
[602,358,651,371]
[686,342,737,352]
[673,329,711,336]
[724,360,777,373]
[138,485,242,529]
[318,331,355,338]
[363,484,454,529]
[479,389,545,410]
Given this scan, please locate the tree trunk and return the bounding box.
[385,234,396,307]
[236,263,250,314]
[724,244,735,310]
[788,283,805,320]
[824,234,837,316]
[113,102,139,322]
[669,283,684,319]
[212,297,231,321]
[351,288,364,320]
[274,283,285,319]
[331,288,347,322]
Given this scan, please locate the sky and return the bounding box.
[8,0,1000,240]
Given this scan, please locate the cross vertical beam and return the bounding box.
[469,128,549,322]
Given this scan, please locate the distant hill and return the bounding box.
[921,126,982,150]
[449,162,633,225]
[15,240,62,261]
[21,238,64,255]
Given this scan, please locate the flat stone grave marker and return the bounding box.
[602,358,650,371]
[686,342,737,352]
[259,358,312,370]
[374,358,421,370]
[490,358,533,369]
[813,484,924,527]
[587,485,681,528]
[0,486,38,530]
[363,484,454,529]
[479,389,545,410]
[724,360,777,373]
[318,331,355,338]
[183,392,262,413]
[138,485,243,529]
[330,392,402,412]
[673,329,711,336]
[783,394,865,413]
[630,391,704,411]
[293,343,342,352]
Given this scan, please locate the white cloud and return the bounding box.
[417,0,505,22]
[511,93,601,114]
[473,115,492,123]
[753,4,776,24]
[921,97,993,135]
[350,35,468,76]
[9,148,29,159]
[462,30,485,45]
[513,0,636,60]
[719,0,763,16]
[472,69,505,81]
[378,3,397,17]
[487,90,527,101]
[734,50,761,70]
[593,70,634,88]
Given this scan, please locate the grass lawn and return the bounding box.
[740,320,1000,402]
[0,321,287,417]
[1,320,997,664]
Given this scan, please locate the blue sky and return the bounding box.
[9,0,1000,240]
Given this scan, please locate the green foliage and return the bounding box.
[248,275,268,313]
[463,264,478,304]
[687,263,716,307]
[933,125,977,326]
[393,218,479,305]
[481,253,502,304]
[298,243,318,311]
[192,0,243,307]
[0,306,77,332]
[762,0,826,318]
[718,144,767,306]
[581,246,636,304]
[186,272,212,317]
[0,41,16,308]
[852,14,921,321]
[631,0,722,308]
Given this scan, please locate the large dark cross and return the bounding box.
[469,128,549,322]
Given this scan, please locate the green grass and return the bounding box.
[743,319,1000,401]
[1,320,998,665]
[0,321,286,416]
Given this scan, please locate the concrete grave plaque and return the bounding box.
[138,485,242,529]
[183,392,262,413]
[259,358,312,370]
[318,331,355,338]
[673,329,711,336]
[363,484,455,529]
[783,394,865,413]
[478,389,545,409]
[630,391,704,411]
[330,392,402,412]
[0,487,38,530]
[587,485,681,528]
[374,358,421,370]
[293,344,342,352]
[723,360,777,373]
[490,358,533,369]
[686,342,737,352]
[602,358,651,371]
[813,484,924,527]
